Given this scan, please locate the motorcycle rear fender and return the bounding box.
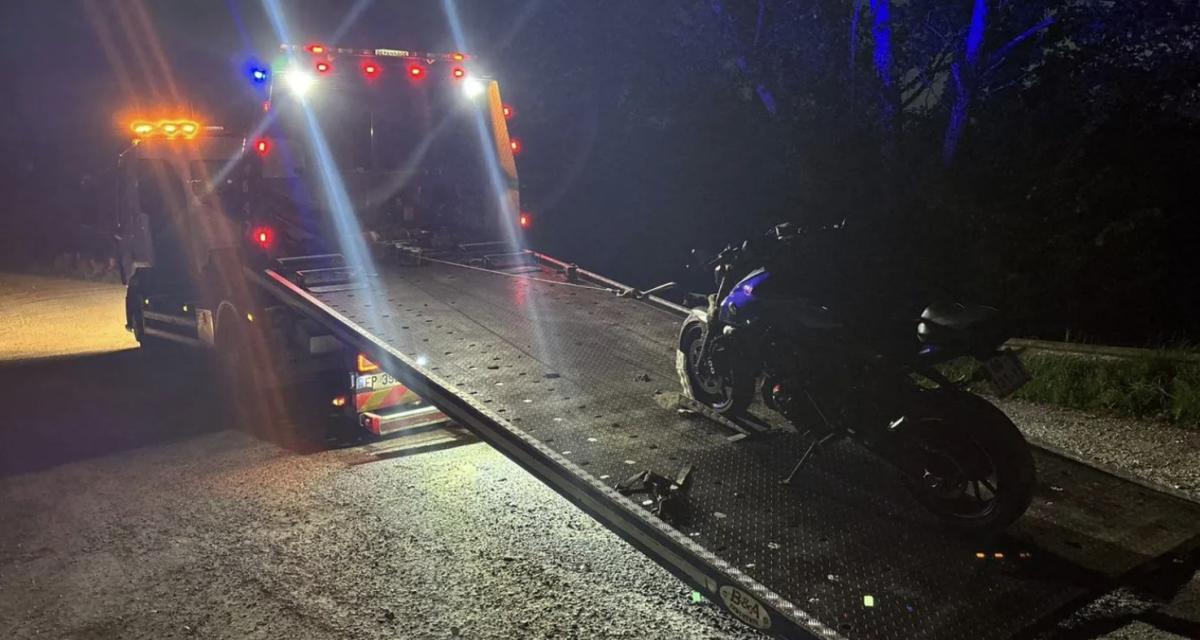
[914,340,1006,372]
[864,388,979,479]
[917,319,1009,362]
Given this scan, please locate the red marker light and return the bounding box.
[502,105,515,119]
[251,225,275,249]
[362,61,380,77]
[307,44,325,54]
[451,66,465,79]
[509,138,522,154]
[315,61,331,74]
[255,138,270,156]
[518,212,532,229]
[407,64,425,78]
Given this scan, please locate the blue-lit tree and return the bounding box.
[492,0,1200,341]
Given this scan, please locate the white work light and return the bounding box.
[284,70,316,98]
[461,77,485,100]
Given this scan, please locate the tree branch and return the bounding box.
[901,45,952,94]
[753,0,766,48]
[986,16,1056,74]
[708,0,778,115]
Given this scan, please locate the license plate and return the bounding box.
[983,351,1030,398]
[356,372,397,390]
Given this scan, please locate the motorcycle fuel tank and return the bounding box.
[719,269,840,330]
[719,269,771,327]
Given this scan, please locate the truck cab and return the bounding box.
[102,122,418,434]
[107,46,521,437]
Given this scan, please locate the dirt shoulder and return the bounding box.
[0,272,135,362]
[1001,397,1200,502]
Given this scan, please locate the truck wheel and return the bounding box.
[216,315,267,427]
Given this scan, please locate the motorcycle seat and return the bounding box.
[919,302,997,331]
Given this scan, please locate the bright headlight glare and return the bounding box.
[461,77,485,100]
[284,70,316,97]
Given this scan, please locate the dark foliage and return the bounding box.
[494,0,1200,346]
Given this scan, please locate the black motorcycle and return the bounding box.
[678,223,1035,534]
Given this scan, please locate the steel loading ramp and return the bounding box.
[255,256,1200,640]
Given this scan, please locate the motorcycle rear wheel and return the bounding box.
[901,392,1035,536]
[678,316,754,415]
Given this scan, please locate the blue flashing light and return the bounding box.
[244,58,270,86]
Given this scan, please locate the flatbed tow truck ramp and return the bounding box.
[257,252,1200,640]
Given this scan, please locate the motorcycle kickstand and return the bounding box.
[780,432,838,485]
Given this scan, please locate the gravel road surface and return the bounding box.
[0,275,1195,639]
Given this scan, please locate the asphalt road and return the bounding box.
[0,274,1194,639]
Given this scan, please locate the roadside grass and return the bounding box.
[941,351,1200,428]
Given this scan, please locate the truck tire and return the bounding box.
[216,322,245,419]
[216,311,267,427]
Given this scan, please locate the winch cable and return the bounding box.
[419,255,619,294]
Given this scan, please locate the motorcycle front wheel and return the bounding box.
[677,315,754,415]
[900,391,1036,536]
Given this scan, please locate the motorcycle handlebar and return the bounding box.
[700,222,805,268]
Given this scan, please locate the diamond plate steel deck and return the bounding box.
[256,258,1200,640]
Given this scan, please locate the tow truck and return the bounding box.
[106,51,471,438]
[111,44,1200,638]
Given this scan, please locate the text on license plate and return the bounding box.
[356,372,398,390]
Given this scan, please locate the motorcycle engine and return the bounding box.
[765,356,873,437]
[766,377,836,436]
